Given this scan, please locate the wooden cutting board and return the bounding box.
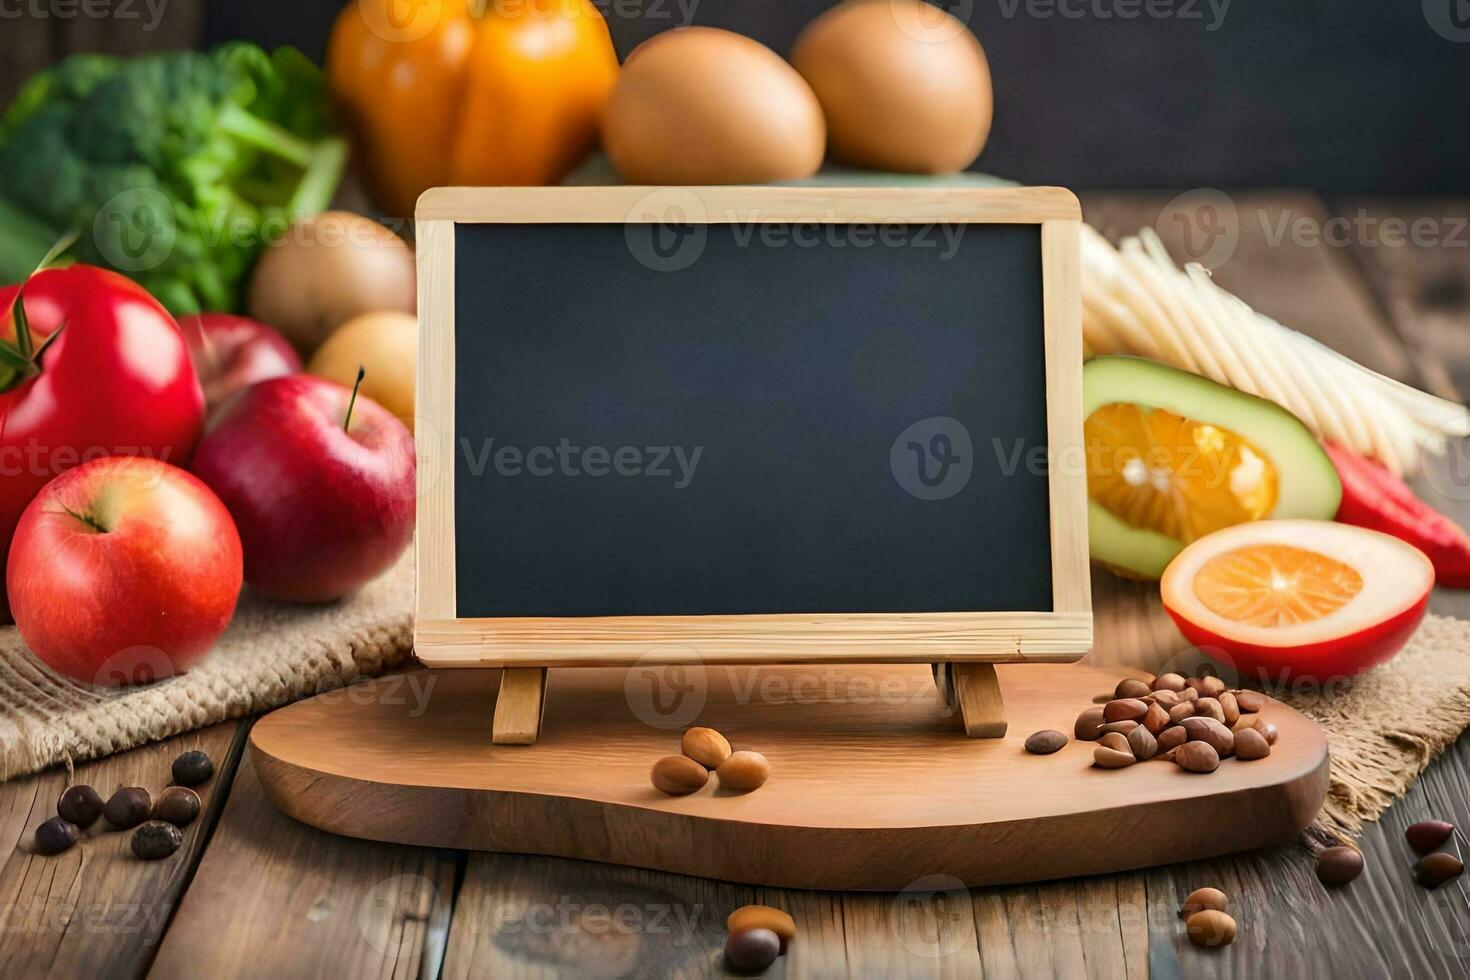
[251,663,1327,890]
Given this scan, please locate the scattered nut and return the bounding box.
[1258,723,1278,745]
[103,787,153,829]
[1193,697,1225,723]
[717,751,772,793]
[1180,887,1228,918]
[57,785,104,829]
[681,727,732,770]
[651,755,709,796]
[1152,673,1187,692]
[172,750,214,787]
[35,816,80,855]
[1218,691,1241,726]
[1316,846,1364,886]
[1149,689,1182,708]
[727,905,796,952]
[1186,909,1237,948]
[1234,690,1265,713]
[1233,728,1271,761]
[726,928,781,972]
[153,786,202,827]
[1126,724,1158,761]
[1142,703,1170,735]
[1190,676,1227,698]
[1024,730,1068,755]
[1074,706,1106,741]
[1103,698,1149,723]
[1172,741,1220,773]
[1180,717,1234,757]
[1114,678,1152,700]
[1414,853,1464,889]
[1406,820,1455,856]
[1099,720,1139,736]
[1093,746,1136,769]
[1180,688,1200,702]
[1169,702,1197,724]
[1157,727,1188,754]
[131,821,183,861]
[1099,732,1131,754]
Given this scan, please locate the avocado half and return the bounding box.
[1083,356,1342,579]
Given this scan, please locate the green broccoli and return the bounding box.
[0,43,346,315]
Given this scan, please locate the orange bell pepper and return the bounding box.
[327,0,619,216]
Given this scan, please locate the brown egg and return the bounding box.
[602,27,825,184]
[791,0,993,174]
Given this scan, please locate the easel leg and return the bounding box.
[492,667,548,745]
[943,663,1008,738]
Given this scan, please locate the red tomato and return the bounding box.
[0,266,205,620]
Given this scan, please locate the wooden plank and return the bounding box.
[0,15,54,108]
[1081,191,1417,385]
[53,0,202,55]
[491,667,547,745]
[972,873,1149,979]
[149,750,459,980]
[0,722,245,979]
[1336,197,1470,401]
[950,663,1007,738]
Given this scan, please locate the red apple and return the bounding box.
[191,374,415,602]
[180,313,302,410]
[7,457,243,685]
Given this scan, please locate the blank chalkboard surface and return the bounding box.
[414,187,1089,668]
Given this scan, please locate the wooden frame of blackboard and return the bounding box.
[414,186,1089,743]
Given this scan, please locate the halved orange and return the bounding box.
[1161,520,1432,680]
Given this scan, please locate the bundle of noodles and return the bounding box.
[1080,224,1469,476]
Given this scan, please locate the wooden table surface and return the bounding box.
[1,191,1467,979]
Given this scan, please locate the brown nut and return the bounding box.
[717,751,772,793]
[1126,724,1158,762]
[1099,720,1139,736]
[1189,675,1227,698]
[1180,717,1235,757]
[1234,690,1265,713]
[1152,672,1187,692]
[1258,723,1279,745]
[681,727,732,769]
[1406,820,1455,856]
[1074,706,1106,741]
[1114,677,1151,700]
[727,905,797,952]
[1186,909,1237,948]
[1093,746,1136,769]
[1180,688,1200,702]
[1233,728,1271,761]
[1103,698,1149,723]
[1218,691,1240,726]
[1172,741,1220,773]
[1193,697,1225,723]
[1148,689,1182,708]
[1142,702,1170,735]
[1316,846,1364,886]
[1024,730,1068,755]
[1157,726,1188,753]
[1168,702,1197,724]
[1098,732,1132,754]
[652,755,709,796]
[1180,887,1228,919]
[1414,852,1464,889]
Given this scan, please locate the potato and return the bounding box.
[248,211,415,357]
[307,311,417,432]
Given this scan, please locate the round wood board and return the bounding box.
[251,663,1328,890]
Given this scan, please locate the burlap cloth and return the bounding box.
[0,553,413,782]
[0,557,1466,843]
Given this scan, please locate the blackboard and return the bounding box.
[414,187,1090,667]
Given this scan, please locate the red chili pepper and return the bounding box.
[1325,441,1470,588]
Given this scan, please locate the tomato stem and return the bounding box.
[343,366,366,433]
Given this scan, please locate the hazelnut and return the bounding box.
[651,755,709,796]
[1152,673,1187,692]
[1093,746,1135,769]
[1114,678,1151,700]
[717,751,771,793]
[727,905,797,952]
[1074,706,1106,741]
[681,727,732,770]
[1186,909,1237,947]
[1172,741,1220,773]
[1233,728,1271,761]
[1103,698,1148,723]
[1180,887,1228,918]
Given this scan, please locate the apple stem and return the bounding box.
[57,503,106,534]
[343,366,366,433]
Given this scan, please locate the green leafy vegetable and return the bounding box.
[0,43,346,315]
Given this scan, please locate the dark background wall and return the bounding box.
[3,1,1467,192]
